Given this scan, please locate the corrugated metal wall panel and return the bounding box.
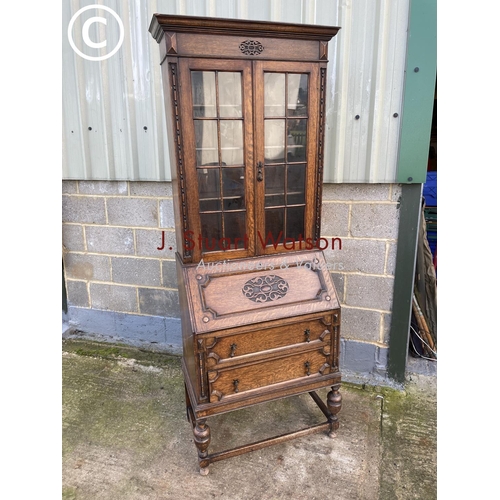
[63,0,170,180]
[62,0,409,182]
[325,0,410,182]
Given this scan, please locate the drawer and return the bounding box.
[205,317,332,365]
[208,348,331,402]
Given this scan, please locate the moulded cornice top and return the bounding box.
[149,14,340,44]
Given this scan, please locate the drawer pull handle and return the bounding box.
[304,329,311,342]
[230,343,237,357]
[304,361,311,376]
[233,379,240,393]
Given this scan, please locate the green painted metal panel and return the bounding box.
[387,184,422,382]
[397,0,437,183]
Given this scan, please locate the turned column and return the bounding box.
[193,419,211,475]
[327,383,342,437]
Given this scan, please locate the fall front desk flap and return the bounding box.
[182,250,340,334]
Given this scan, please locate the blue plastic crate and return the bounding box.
[423,172,437,207]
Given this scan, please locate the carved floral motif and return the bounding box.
[242,275,289,303]
[239,40,264,55]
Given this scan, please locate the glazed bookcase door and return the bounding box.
[178,58,255,262]
[254,61,320,256]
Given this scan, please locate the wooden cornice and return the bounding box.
[149,14,340,44]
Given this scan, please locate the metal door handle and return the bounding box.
[257,161,263,182]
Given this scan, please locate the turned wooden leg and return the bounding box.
[193,419,211,475]
[327,383,342,438]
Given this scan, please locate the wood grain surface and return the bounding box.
[184,250,339,334]
[208,348,331,402]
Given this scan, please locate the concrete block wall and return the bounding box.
[321,184,401,377]
[62,180,181,351]
[63,181,401,376]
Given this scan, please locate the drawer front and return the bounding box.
[208,349,331,402]
[205,317,332,364]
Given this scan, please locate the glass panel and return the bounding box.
[265,209,284,245]
[286,206,305,240]
[194,120,218,166]
[265,165,285,207]
[197,169,220,212]
[264,120,285,163]
[287,164,306,205]
[222,167,245,210]
[287,119,307,162]
[220,120,243,165]
[288,74,308,117]
[224,212,246,249]
[200,213,222,252]
[191,71,216,118]
[218,72,242,118]
[264,73,285,117]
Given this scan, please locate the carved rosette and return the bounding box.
[239,40,264,55]
[242,275,289,303]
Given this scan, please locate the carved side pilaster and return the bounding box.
[314,67,327,242]
[169,62,191,259]
[196,339,207,401]
[332,325,339,370]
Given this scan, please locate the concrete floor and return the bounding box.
[62,339,436,500]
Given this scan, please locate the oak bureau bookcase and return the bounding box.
[149,14,342,475]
